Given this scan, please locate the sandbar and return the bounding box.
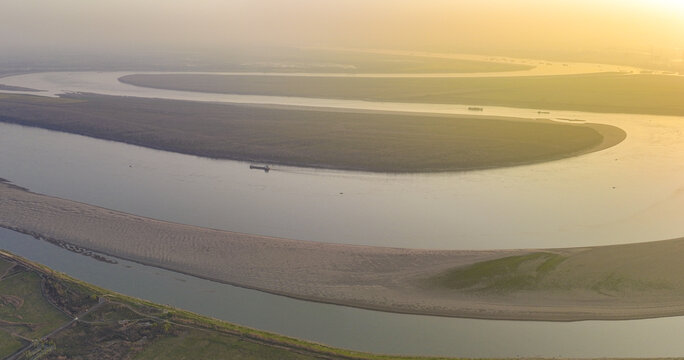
[3,181,684,321]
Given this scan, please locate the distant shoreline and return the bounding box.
[4,181,684,321]
[120,72,684,117]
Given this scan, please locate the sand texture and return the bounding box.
[3,181,684,321]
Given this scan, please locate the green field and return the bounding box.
[0,326,24,358]
[0,257,71,358]
[135,329,316,360]
[0,93,620,173]
[121,73,684,116]
[0,270,69,338]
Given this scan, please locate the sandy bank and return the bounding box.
[3,182,684,321]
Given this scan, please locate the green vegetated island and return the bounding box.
[0,250,472,360]
[121,72,684,117]
[0,93,623,173]
[4,180,684,323]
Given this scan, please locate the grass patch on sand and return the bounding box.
[431,252,567,293]
[0,271,69,338]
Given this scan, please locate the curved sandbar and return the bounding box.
[3,180,684,321]
[120,72,684,117]
[0,93,624,173]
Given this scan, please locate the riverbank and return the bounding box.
[3,180,684,321]
[0,251,461,360]
[0,93,623,173]
[5,250,679,360]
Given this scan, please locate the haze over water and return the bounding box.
[1,0,682,71]
[2,1,684,358]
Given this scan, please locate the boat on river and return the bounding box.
[250,164,270,172]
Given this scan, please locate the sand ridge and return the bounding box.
[3,181,684,321]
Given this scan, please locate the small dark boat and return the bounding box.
[468,107,484,111]
[537,111,550,114]
[250,164,270,172]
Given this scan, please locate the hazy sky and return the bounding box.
[1,0,682,54]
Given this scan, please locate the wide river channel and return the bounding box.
[1,72,684,357]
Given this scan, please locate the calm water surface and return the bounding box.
[2,72,684,357]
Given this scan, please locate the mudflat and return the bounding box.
[3,181,684,321]
[0,93,623,173]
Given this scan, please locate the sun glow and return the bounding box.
[624,0,684,17]
[649,0,684,12]
[1,0,682,54]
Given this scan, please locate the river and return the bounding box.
[1,71,684,357]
